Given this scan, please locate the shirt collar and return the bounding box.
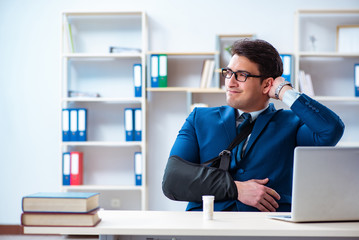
[237,104,269,121]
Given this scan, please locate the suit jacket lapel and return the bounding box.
[243,104,280,156]
[218,106,237,144]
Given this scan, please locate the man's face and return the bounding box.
[225,54,269,112]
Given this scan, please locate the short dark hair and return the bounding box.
[231,39,283,81]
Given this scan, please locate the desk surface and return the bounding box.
[24,210,359,237]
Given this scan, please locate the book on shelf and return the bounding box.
[22,192,100,213]
[200,60,210,88]
[65,22,75,53]
[298,70,315,97]
[206,60,215,88]
[355,64,359,97]
[21,208,101,227]
[200,59,215,88]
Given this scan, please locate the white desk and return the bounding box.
[24,210,359,239]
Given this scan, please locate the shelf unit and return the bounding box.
[60,11,148,210]
[146,52,224,112]
[294,9,359,147]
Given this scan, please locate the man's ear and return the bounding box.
[262,77,273,94]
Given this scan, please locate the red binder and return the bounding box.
[70,152,83,185]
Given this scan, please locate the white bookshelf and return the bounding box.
[294,9,359,146]
[60,11,148,210]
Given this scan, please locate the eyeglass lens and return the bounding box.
[222,69,247,81]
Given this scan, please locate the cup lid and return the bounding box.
[202,195,215,200]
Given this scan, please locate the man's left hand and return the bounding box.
[268,77,292,100]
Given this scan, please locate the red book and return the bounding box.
[70,152,83,185]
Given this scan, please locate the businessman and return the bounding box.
[167,39,345,212]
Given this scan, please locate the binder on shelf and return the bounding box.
[158,54,168,87]
[280,54,292,83]
[62,109,70,141]
[355,64,359,97]
[125,108,134,141]
[62,152,71,186]
[70,109,78,141]
[70,152,83,185]
[134,108,142,141]
[134,152,142,186]
[77,108,87,141]
[150,55,159,87]
[133,64,142,97]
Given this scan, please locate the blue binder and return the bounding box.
[151,55,159,87]
[134,152,142,186]
[69,108,78,141]
[133,64,142,97]
[62,109,70,141]
[134,108,142,141]
[280,54,292,83]
[77,108,87,141]
[62,152,71,186]
[355,64,359,97]
[124,108,134,141]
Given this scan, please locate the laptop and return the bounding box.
[269,146,359,222]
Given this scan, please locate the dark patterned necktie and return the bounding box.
[231,113,251,169]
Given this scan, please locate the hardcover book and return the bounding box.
[22,192,99,213]
[21,208,101,227]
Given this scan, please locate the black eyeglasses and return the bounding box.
[221,68,263,82]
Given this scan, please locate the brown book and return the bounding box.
[22,192,99,213]
[21,208,101,227]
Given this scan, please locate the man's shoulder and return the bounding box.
[192,105,234,118]
[193,105,231,113]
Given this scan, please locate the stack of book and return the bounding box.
[21,192,101,227]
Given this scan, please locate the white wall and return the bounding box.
[0,0,358,224]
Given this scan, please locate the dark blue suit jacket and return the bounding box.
[169,94,344,211]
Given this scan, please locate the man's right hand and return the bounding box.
[234,178,281,212]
